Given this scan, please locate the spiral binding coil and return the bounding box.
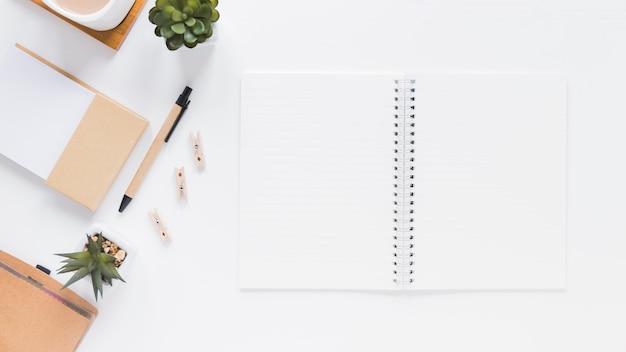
[392,79,416,287]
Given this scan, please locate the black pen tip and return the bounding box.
[119,195,133,213]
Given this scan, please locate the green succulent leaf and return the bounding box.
[209,8,219,22]
[57,265,86,274]
[184,29,197,43]
[100,262,125,282]
[161,5,176,19]
[160,25,175,38]
[191,20,205,35]
[60,266,90,290]
[148,7,160,23]
[171,23,186,34]
[209,0,218,8]
[200,18,211,30]
[56,250,90,260]
[91,269,103,300]
[87,236,100,258]
[166,35,184,50]
[156,0,170,9]
[155,13,171,26]
[60,257,93,268]
[195,4,212,18]
[187,0,200,10]
[185,17,196,27]
[196,24,212,42]
[172,9,184,21]
[98,252,116,263]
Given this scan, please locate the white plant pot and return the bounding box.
[55,223,136,305]
[42,0,135,31]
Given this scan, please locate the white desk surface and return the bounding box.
[1,0,625,351]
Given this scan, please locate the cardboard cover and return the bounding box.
[0,250,98,352]
[46,94,148,210]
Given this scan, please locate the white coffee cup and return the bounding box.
[42,0,136,31]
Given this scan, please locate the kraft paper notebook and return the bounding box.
[0,44,148,211]
[239,72,567,290]
[0,250,98,352]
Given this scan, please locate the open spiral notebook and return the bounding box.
[239,72,566,290]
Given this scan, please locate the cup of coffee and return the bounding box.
[42,0,135,31]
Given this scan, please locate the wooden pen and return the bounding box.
[118,86,192,212]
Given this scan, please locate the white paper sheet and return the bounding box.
[240,74,397,289]
[0,45,95,179]
[409,73,567,290]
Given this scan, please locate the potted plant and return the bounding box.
[148,0,220,51]
[55,223,134,302]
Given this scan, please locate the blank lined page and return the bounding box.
[409,73,567,290]
[239,73,397,289]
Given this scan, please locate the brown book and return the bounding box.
[0,250,98,352]
[0,44,148,211]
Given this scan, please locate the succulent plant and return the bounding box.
[149,0,219,51]
[56,233,125,301]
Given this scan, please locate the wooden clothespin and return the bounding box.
[175,166,187,202]
[148,208,171,242]
[190,131,205,169]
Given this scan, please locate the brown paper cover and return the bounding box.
[45,94,148,210]
[0,250,97,352]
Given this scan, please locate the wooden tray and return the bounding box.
[31,0,148,50]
